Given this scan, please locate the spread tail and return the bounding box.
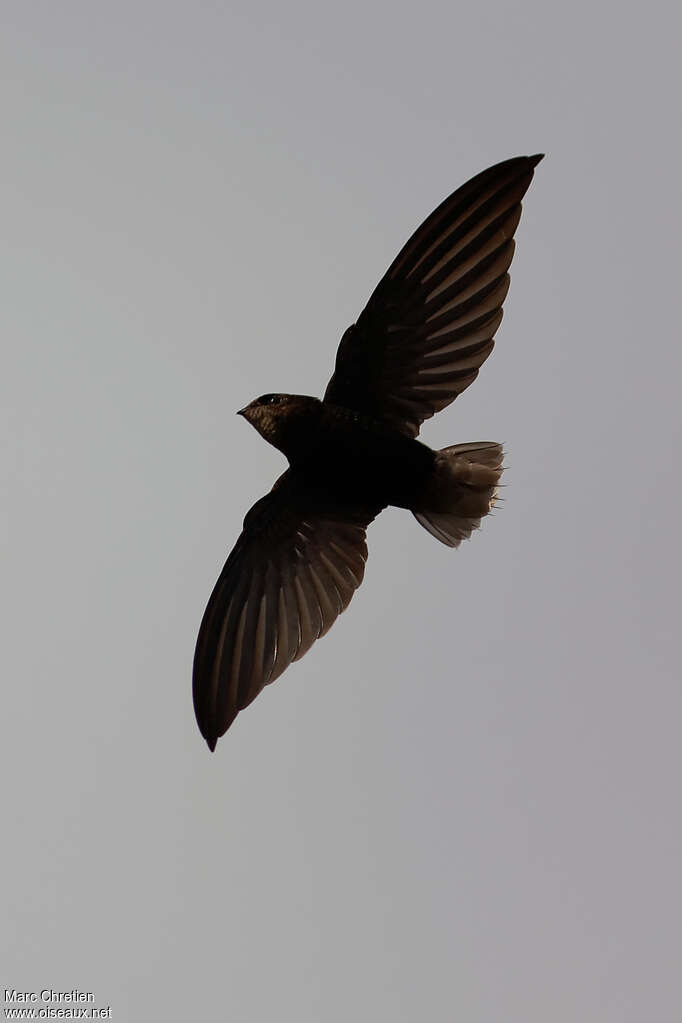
[413,442,504,547]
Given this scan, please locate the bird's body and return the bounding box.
[193,154,542,749]
[242,394,435,511]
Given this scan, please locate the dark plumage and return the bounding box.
[193,154,543,749]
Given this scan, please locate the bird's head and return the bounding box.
[237,393,320,454]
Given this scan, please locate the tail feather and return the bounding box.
[413,442,504,548]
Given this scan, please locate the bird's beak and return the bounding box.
[236,407,248,417]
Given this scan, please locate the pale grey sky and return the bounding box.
[3,2,681,1021]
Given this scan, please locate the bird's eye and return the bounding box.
[257,393,281,406]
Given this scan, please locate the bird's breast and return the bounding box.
[291,406,434,511]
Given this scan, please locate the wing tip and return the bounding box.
[195,712,220,750]
[528,153,545,168]
[197,708,239,750]
[193,673,223,750]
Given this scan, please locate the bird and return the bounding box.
[193,154,543,750]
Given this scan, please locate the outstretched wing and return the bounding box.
[193,470,379,749]
[324,155,542,437]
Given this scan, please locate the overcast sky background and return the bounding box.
[3,2,681,1021]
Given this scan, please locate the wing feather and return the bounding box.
[193,470,377,748]
[324,155,542,436]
